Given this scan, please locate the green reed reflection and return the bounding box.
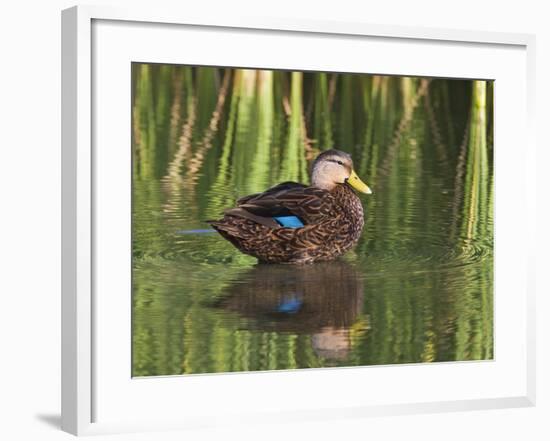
[131,63,493,376]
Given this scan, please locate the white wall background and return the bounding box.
[0,1,547,440]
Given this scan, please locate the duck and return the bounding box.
[207,149,372,264]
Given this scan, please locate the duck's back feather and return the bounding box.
[236,181,306,205]
[235,183,335,225]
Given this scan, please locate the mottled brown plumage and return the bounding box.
[207,150,371,264]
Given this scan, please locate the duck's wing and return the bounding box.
[236,182,307,205]
[235,185,335,225]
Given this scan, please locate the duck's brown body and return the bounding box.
[208,183,364,264]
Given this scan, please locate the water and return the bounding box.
[132,64,493,376]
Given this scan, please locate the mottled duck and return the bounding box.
[208,149,372,264]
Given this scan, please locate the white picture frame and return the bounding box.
[61,5,536,436]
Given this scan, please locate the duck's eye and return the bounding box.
[337,160,344,165]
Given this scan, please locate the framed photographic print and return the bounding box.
[62,5,536,436]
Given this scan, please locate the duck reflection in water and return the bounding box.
[213,261,367,363]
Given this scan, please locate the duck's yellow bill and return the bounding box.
[347,169,372,194]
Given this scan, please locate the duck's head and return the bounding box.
[311,149,372,194]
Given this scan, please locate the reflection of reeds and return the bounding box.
[313,73,333,150]
[133,64,156,179]
[423,88,449,165]
[167,99,196,181]
[379,78,430,176]
[203,70,243,219]
[463,80,489,240]
[450,123,470,241]
[251,70,274,187]
[280,72,308,183]
[131,66,494,374]
[338,75,355,154]
[168,68,183,156]
[184,69,231,183]
[453,80,493,361]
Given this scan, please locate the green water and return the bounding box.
[132,64,493,376]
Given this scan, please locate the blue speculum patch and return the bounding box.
[277,296,303,314]
[273,216,304,228]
